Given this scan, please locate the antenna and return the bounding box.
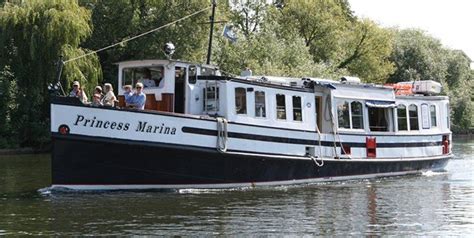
[206,0,217,65]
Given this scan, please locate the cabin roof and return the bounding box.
[396,95,449,100]
[115,59,218,69]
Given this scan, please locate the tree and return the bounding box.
[389,29,473,132]
[213,5,347,79]
[336,19,394,83]
[80,0,211,84]
[279,0,350,63]
[277,0,393,82]
[0,0,101,148]
[388,29,448,83]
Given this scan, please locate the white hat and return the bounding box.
[135,82,144,88]
[72,81,80,86]
[95,86,102,91]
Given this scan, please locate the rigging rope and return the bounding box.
[63,6,212,64]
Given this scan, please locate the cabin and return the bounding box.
[116,59,450,139]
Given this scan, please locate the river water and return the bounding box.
[0,138,472,236]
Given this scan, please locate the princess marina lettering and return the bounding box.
[73,114,176,135]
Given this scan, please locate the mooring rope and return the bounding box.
[311,119,324,167]
[63,6,212,64]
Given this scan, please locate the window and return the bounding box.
[255,91,266,117]
[188,65,197,84]
[368,107,392,132]
[430,105,437,127]
[337,101,350,129]
[337,100,369,130]
[292,96,302,121]
[409,104,419,130]
[122,66,164,88]
[203,86,219,111]
[200,67,217,76]
[351,101,364,129]
[397,105,408,131]
[276,94,286,120]
[235,88,247,114]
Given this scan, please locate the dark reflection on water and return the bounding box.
[0,138,473,236]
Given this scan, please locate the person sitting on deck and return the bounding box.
[126,82,146,110]
[69,81,88,103]
[91,86,103,107]
[102,83,117,107]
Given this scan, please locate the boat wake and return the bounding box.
[421,170,448,177]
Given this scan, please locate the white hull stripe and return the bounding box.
[51,170,426,191]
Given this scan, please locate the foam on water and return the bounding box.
[421,170,448,177]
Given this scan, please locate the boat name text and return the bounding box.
[73,114,176,135]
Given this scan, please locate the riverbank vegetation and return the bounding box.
[0,0,472,149]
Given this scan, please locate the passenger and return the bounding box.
[91,86,103,107]
[123,85,133,104]
[126,82,146,110]
[69,81,88,103]
[139,68,155,88]
[102,83,117,107]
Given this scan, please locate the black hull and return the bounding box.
[52,134,450,189]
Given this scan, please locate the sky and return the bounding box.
[348,0,474,67]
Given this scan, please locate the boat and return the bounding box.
[49,4,452,190]
[49,56,452,190]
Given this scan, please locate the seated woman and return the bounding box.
[91,86,103,107]
[101,83,117,107]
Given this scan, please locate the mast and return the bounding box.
[206,0,217,65]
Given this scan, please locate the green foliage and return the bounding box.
[80,0,210,84]
[335,19,394,83]
[215,1,347,79]
[389,28,474,131]
[0,65,18,148]
[277,0,394,83]
[388,29,448,83]
[0,0,100,148]
[0,0,473,149]
[279,0,350,63]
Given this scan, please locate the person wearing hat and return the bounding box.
[69,81,88,103]
[102,83,117,107]
[91,85,103,107]
[126,82,146,110]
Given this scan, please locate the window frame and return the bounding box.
[254,91,266,118]
[276,94,287,120]
[292,96,303,122]
[350,101,364,129]
[337,100,350,129]
[397,104,408,131]
[336,99,364,130]
[234,87,247,115]
[430,105,437,127]
[122,66,165,89]
[408,104,419,131]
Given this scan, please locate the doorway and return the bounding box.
[174,66,186,113]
